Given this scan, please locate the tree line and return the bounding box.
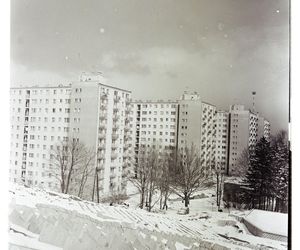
[128,144,211,212]
[243,130,289,213]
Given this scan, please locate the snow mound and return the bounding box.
[244,209,288,237]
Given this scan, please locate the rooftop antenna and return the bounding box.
[252,91,256,113]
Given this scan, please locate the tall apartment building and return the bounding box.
[177,93,217,172]
[131,92,217,174]
[257,115,271,141]
[131,100,178,159]
[10,85,72,190]
[227,105,270,175]
[215,111,229,172]
[9,74,132,197]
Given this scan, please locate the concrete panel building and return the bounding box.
[227,105,270,176]
[10,85,72,189]
[215,111,229,172]
[177,93,217,172]
[131,100,178,163]
[131,92,217,174]
[10,73,132,197]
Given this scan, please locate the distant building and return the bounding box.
[227,105,270,176]
[130,100,178,171]
[215,111,229,173]
[9,74,132,197]
[177,93,217,172]
[257,115,270,141]
[131,92,217,174]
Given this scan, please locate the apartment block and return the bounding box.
[215,111,229,172]
[131,92,217,174]
[69,74,132,196]
[177,93,217,172]
[10,74,132,197]
[257,115,271,141]
[10,85,72,189]
[227,105,270,176]
[131,100,178,156]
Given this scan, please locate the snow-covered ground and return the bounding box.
[8,183,288,250]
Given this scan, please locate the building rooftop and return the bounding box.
[132,99,178,104]
[10,84,72,89]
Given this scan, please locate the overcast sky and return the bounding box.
[11,0,289,133]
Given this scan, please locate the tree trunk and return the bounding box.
[148,187,153,212]
[140,187,145,209]
[159,190,163,210]
[163,191,168,210]
[184,192,189,208]
[216,173,220,207]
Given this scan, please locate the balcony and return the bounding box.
[113,116,119,122]
[113,106,119,113]
[112,133,119,140]
[124,135,132,141]
[112,125,119,131]
[114,96,120,103]
[111,153,118,159]
[111,143,118,150]
[98,152,105,160]
[99,124,107,131]
[97,159,105,167]
[110,173,116,179]
[99,115,107,122]
[100,105,107,111]
[98,133,106,139]
[123,153,130,159]
[100,94,108,100]
[98,144,106,150]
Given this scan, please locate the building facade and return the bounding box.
[10,75,132,197]
[131,100,178,162]
[227,105,270,176]
[215,111,229,172]
[131,92,217,174]
[177,93,217,172]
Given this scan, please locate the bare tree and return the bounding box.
[76,148,96,198]
[128,145,151,209]
[158,149,175,210]
[215,162,225,210]
[170,144,208,211]
[49,138,95,196]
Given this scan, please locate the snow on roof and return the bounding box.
[244,209,288,237]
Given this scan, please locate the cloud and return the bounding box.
[100,52,151,75]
